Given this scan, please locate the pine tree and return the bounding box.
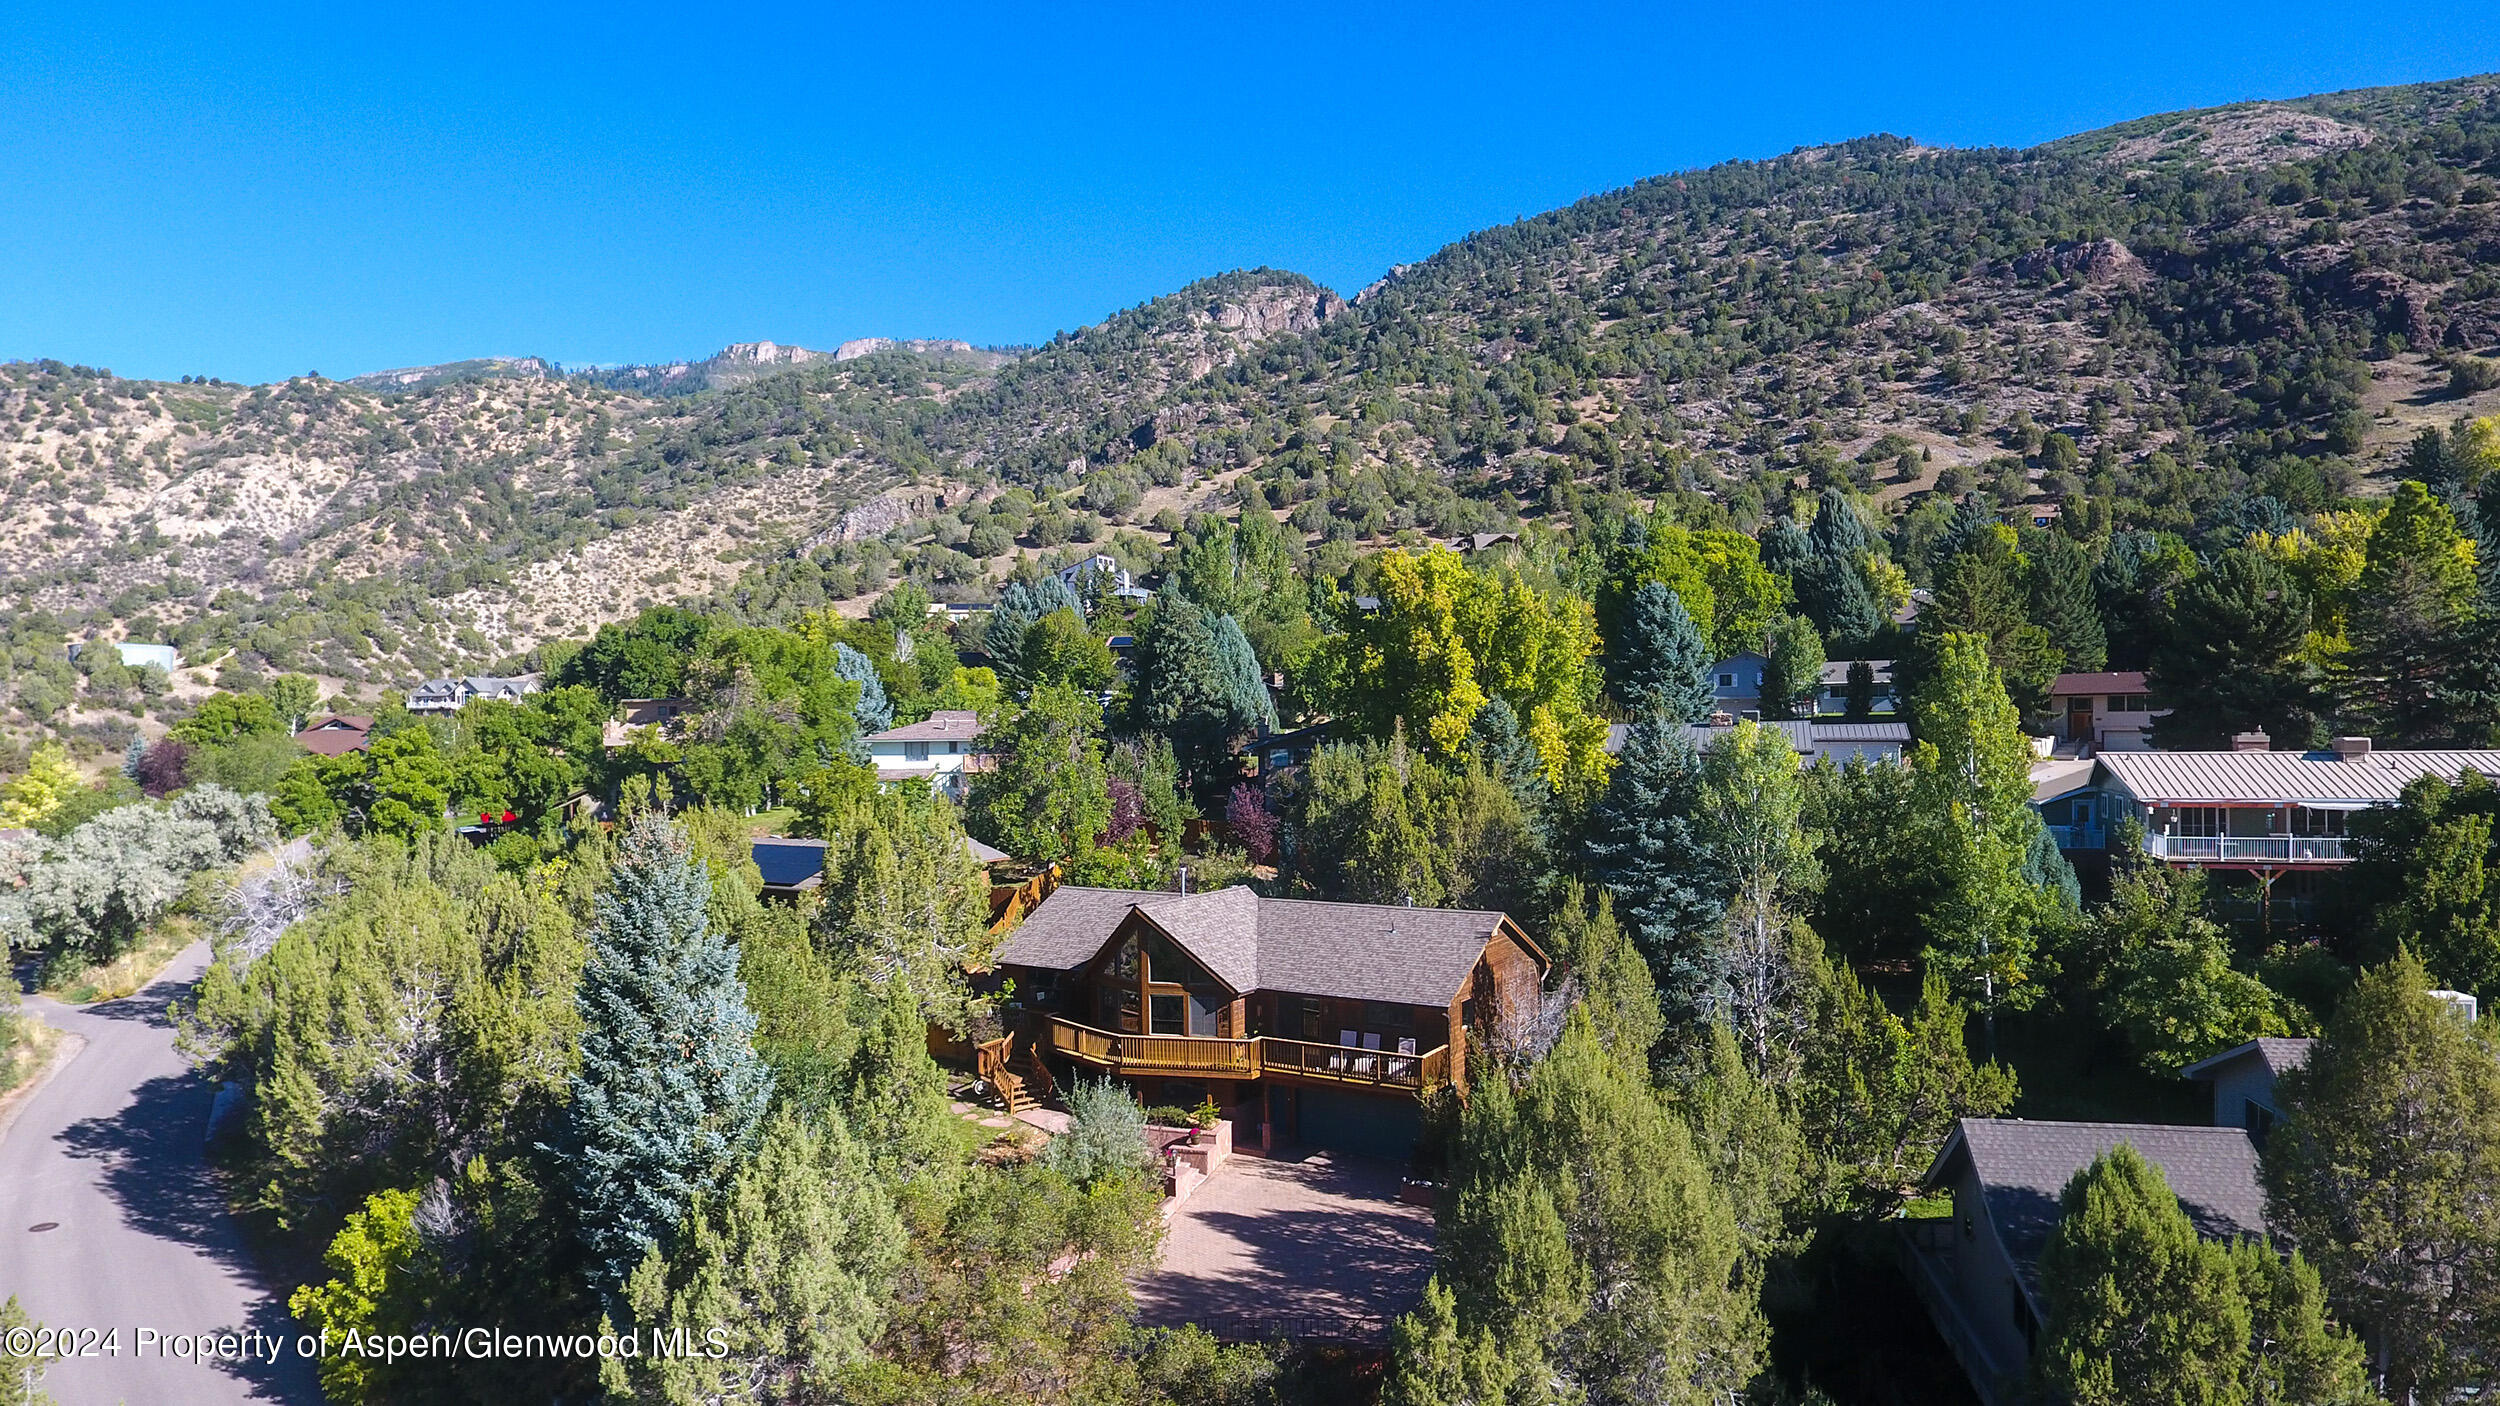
[611,1108,904,1403]
[2036,1144,2252,1405]
[1793,490,1885,652]
[1432,1011,1762,1404]
[815,789,994,1033]
[1129,590,1241,792]
[1762,613,1827,720]
[551,812,773,1295]
[121,734,147,781]
[833,643,892,735]
[1208,612,1279,738]
[1584,714,1727,1024]
[2223,1238,2373,1406]
[2149,549,2326,749]
[2263,949,2500,1399]
[2028,532,2109,674]
[1918,526,2060,713]
[1610,582,1715,722]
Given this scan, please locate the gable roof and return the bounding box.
[1926,1119,2266,1305]
[995,884,1526,1008]
[2180,1037,2318,1083]
[2050,670,2149,695]
[2100,749,2500,806]
[295,714,375,757]
[1818,659,1895,686]
[868,710,986,743]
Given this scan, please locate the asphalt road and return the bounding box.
[0,941,319,1405]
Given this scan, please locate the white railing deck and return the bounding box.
[2142,833,2348,863]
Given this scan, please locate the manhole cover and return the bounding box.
[27,1222,59,1232]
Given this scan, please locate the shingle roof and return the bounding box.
[2100,749,2500,806]
[1818,659,1895,686]
[868,710,986,743]
[2051,671,2148,695]
[994,885,1517,1007]
[1928,1119,2267,1303]
[295,714,375,757]
[964,835,1011,864]
[994,885,1167,969]
[2180,1037,2317,1082]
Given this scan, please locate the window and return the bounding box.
[1150,994,1186,1035]
[2172,806,2223,838]
[904,741,930,762]
[2246,1099,2277,1148]
[1718,673,1735,688]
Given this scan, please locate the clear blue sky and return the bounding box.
[3,2,2496,384]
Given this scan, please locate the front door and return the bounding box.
[2067,697,2094,742]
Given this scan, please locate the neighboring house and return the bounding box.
[1907,1119,2268,1406]
[1055,554,1153,607]
[294,714,375,758]
[1602,719,1910,767]
[1814,658,1898,716]
[1707,652,1770,717]
[2030,757,2103,851]
[407,674,541,714]
[2045,671,2163,753]
[70,641,181,673]
[1238,721,1332,777]
[2181,1037,2316,1145]
[2035,741,2500,921]
[865,710,988,799]
[602,697,688,749]
[753,832,1010,902]
[986,885,1546,1159]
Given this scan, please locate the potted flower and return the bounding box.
[1191,1095,1222,1143]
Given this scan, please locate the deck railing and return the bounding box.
[2143,833,2348,863]
[1045,1016,1451,1093]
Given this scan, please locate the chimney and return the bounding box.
[2230,730,2271,753]
[2331,736,2373,762]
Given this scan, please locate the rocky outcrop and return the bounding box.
[2013,239,2147,286]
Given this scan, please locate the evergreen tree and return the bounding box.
[2224,1238,2375,1406]
[1208,612,1279,738]
[613,1109,904,1404]
[1429,1011,1762,1405]
[1917,525,2060,714]
[815,788,995,1033]
[2264,950,2500,1400]
[1610,582,1715,722]
[120,733,147,781]
[2028,532,2109,674]
[1584,714,1727,1023]
[1696,719,1820,1071]
[2036,1145,2252,1405]
[550,812,772,1295]
[1806,487,1871,560]
[1843,659,1876,719]
[1805,964,2016,1201]
[1793,555,1885,657]
[2149,549,2326,749]
[984,576,1084,679]
[833,642,892,736]
[2095,529,2195,670]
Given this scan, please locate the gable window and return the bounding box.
[1718,673,1735,688]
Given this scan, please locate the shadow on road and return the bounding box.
[55,1072,242,1274]
[80,971,196,1028]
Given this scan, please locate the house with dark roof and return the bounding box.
[985,884,1545,1159]
[1908,1119,2269,1406]
[2045,670,2162,753]
[407,673,541,715]
[2181,1037,2316,1145]
[864,710,988,800]
[752,833,1011,901]
[1814,658,1897,717]
[294,714,375,758]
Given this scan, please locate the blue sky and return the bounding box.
[2,3,2496,384]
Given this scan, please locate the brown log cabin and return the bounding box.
[983,885,1546,1159]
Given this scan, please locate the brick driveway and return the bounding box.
[1132,1151,1436,1342]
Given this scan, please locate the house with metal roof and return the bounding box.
[1602,718,1911,767]
[1907,1119,2269,1406]
[864,710,988,799]
[983,884,1545,1158]
[752,832,1013,901]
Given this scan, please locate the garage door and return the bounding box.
[1292,1087,1421,1162]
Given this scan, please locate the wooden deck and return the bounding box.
[1045,1016,1450,1094]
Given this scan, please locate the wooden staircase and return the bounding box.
[976,1033,1026,1113]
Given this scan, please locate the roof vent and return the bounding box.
[2230,730,2271,753]
[2331,736,2373,761]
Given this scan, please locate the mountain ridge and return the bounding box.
[6,71,2500,731]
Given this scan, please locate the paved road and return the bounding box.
[0,942,318,1405]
